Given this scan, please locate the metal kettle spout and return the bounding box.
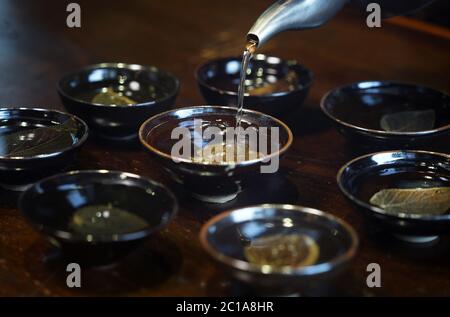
[247,0,349,47]
[247,0,436,48]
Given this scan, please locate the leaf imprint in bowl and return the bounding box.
[69,204,149,236]
[369,187,450,215]
[1,118,78,157]
[92,88,137,106]
[380,109,435,132]
[244,234,319,268]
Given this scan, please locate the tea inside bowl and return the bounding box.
[147,115,272,164]
[142,107,291,165]
[140,106,292,203]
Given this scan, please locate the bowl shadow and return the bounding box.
[24,235,183,294]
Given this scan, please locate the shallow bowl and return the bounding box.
[337,150,450,243]
[139,106,293,203]
[19,170,178,265]
[196,55,312,118]
[321,81,450,147]
[199,204,358,293]
[58,63,179,141]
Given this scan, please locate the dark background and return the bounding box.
[410,0,449,27]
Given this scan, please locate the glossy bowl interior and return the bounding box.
[200,204,358,289]
[196,55,312,117]
[58,63,179,140]
[139,105,292,166]
[0,108,88,190]
[337,151,450,242]
[19,170,178,263]
[321,81,450,145]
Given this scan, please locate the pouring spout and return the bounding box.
[247,0,349,48]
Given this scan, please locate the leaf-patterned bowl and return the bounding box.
[0,107,88,190]
[337,150,450,243]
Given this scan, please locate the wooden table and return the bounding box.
[0,0,449,296]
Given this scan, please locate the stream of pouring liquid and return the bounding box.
[235,40,257,129]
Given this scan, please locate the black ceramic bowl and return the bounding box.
[0,108,88,190]
[321,81,450,146]
[196,55,312,118]
[199,204,358,294]
[19,170,178,265]
[337,150,450,243]
[139,106,293,203]
[58,63,179,141]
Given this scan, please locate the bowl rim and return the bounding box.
[138,105,293,167]
[194,54,313,98]
[57,62,180,109]
[320,80,450,137]
[0,107,89,161]
[199,204,359,277]
[18,169,178,243]
[337,149,450,221]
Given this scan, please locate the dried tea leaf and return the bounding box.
[92,88,137,106]
[380,109,435,132]
[370,187,450,215]
[192,140,262,164]
[1,118,78,157]
[69,204,148,236]
[244,234,319,268]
